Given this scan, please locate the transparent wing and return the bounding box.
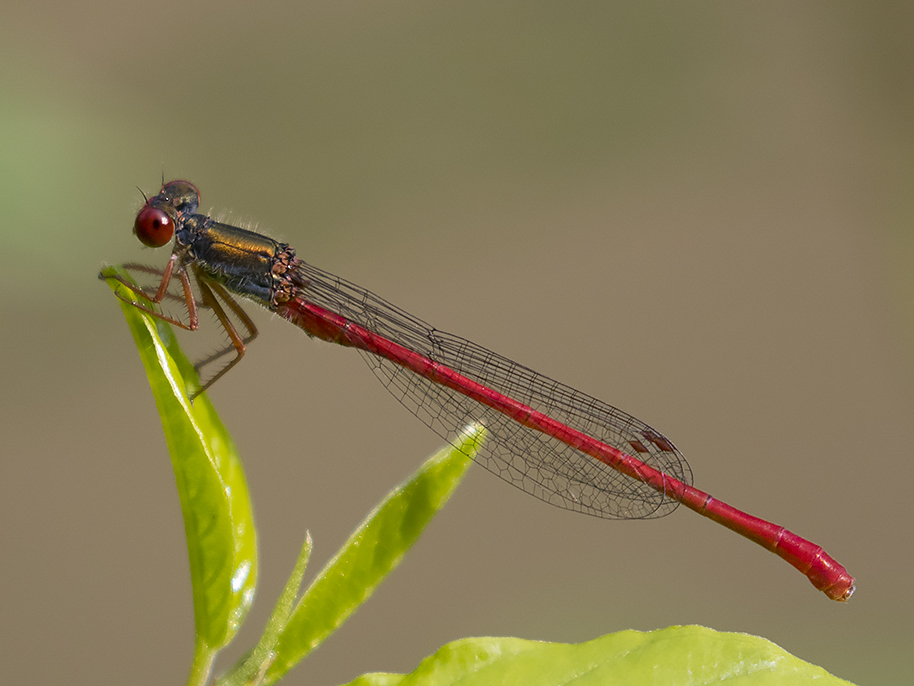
[293,261,692,519]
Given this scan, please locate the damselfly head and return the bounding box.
[133,180,201,248]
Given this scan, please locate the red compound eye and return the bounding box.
[134,206,175,247]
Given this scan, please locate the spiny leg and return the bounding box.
[190,276,258,398]
[101,257,200,331]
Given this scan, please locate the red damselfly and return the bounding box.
[102,180,855,601]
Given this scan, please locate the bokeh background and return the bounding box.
[2,2,912,684]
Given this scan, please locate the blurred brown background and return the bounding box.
[2,2,911,684]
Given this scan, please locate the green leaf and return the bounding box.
[102,266,258,683]
[342,626,856,686]
[262,425,485,685]
[217,534,314,686]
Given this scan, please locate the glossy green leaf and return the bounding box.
[217,534,314,686]
[262,425,485,685]
[342,626,856,686]
[102,266,258,682]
